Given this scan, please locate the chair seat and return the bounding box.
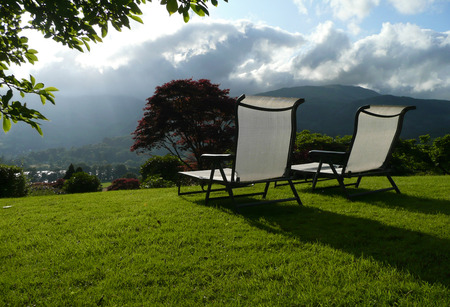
[179,168,237,182]
[289,104,415,198]
[177,94,305,209]
[291,162,343,175]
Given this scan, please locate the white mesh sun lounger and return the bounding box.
[178,95,305,209]
[290,105,415,198]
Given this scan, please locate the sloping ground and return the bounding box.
[0,176,448,305]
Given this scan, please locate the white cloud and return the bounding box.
[388,0,435,14]
[334,22,450,95]
[326,0,380,21]
[289,21,450,97]
[293,0,309,14]
[15,16,450,101]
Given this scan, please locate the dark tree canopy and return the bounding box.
[63,163,75,179]
[1,0,228,135]
[131,79,236,169]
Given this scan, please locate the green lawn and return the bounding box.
[1,176,449,306]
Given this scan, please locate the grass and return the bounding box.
[0,175,449,306]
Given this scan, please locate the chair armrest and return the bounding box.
[201,154,235,162]
[308,150,347,164]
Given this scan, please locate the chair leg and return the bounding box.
[205,181,213,205]
[262,182,270,199]
[177,181,182,195]
[288,179,303,206]
[387,175,401,193]
[311,161,323,191]
[205,168,217,205]
[355,176,362,188]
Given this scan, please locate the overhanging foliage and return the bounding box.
[0,0,227,135]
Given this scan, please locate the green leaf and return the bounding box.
[166,0,178,15]
[129,14,143,24]
[111,21,121,32]
[190,4,207,17]
[26,53,39,63]
[30,75,36,86]
[4,89,13,104]
[34,83,44,90]
[183,11,190,23]
[101,25,108,38]
[83,40,91,52]
[92,34,103,43]
[40,94,47,104]
[3,116,11,133]
[44,87,59,92]
[31,122,44,136]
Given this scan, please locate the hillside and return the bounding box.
[258,85,449,139]
[1,85,448,161]
[0,95,145,157]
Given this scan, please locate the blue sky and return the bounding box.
[14,0,450,100]
[214,0,450,35]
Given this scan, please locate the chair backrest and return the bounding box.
[344,105,415,174]
[233,95,305,182]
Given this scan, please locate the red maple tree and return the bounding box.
[131,79,236,170]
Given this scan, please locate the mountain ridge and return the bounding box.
[257,85,449,138]
[1,84,448,159]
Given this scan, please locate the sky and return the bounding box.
[13,0,450,102]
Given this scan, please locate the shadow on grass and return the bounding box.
[182,187,450,287]
[293,179,450,215]
[241,200,449,287]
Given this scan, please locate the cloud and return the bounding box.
[292,22,450,97]
[28,18,450,102]
[293,21,351,79]
[36,20,305,98]
[293,0,309,14]
[388,0,435,14]
[326,0,381,21]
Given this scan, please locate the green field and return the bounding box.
[1,176,449,306]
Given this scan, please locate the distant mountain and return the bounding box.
[0,95,146,157]
[1,85,448,160]
[257,85,450,139]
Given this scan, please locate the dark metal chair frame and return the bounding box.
[289,104,416,199]
[178,94,305,210]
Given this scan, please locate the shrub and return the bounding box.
[107,178,140,191]
[28,182,65,196]
[294,130,350,163]
[63,172,101,194]
[430,135,450,174]
[140,175,176,189]
[140,155,182,181]
[0,164,28,198]
[52,178,66,189]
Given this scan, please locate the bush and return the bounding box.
[28,182,65,196]
[52,178,66,189]
[294,130,450,175]
[140,175,176,189]
[63,172,101,194]
[140,155,182,181]
[0,164,28,198]
[107,178,140,191]
[294,130,350,163]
